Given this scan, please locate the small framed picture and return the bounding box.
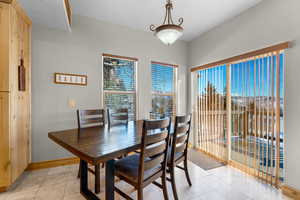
[54,73,87,86]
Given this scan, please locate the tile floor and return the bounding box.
[0,162,292,200]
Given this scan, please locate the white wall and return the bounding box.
[31,15,188,162]
[188,0,300,190]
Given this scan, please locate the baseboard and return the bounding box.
[282,185,300,199]
[26,157,79,171]
[0,187,7,193]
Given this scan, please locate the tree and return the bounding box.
[201,82,226,111]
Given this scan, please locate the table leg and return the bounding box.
[105,159,115,200]
[80,159,100,200]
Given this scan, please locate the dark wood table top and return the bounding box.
[48,121,144,165]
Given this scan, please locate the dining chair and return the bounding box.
[167,114,192,200]
[107,108,129,128]
[114,118,171,200]
[77,109,105,194]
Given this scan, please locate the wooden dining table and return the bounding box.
[48,120,145,200]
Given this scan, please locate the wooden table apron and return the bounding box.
[48,121,144,200]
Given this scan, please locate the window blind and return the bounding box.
[230,53,285,185]
[151,62,176,119]
[103,56,136,120]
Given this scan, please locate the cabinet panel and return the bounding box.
[11,93,29,182]
[10,13,30,183]
[0,3,10,91]
[0,92,10,187]
[9,6,19,92]
[0,0,31,187]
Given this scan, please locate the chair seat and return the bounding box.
[115,154,161,182]
[167,148,184,164]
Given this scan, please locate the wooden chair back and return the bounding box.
[77,109,105,129]
[107,108,129,126]
[138,118,171,185]
[170,114,192,164]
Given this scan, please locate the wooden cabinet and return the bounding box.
[0,0,31,190]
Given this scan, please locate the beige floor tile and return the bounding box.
[64,180,81,197]
[63,193,86,200]
[197,191,226,200]
[5,190,37,200]
[0,192,8,200]
[35,183,66,200]
[0,161,292,200]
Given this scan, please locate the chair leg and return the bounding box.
[77,162,81,178]
[161,173,169,200]
[137,188,143,200]
[184,159,192,186]
[95,164,100,194]
[170,167,179,200]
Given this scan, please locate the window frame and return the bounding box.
[101,54,138,120]
[151,61,178,118]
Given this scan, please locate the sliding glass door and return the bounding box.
[195,65,228,162]
[192,50,285,187]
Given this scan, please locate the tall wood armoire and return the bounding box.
[0,0,31,191]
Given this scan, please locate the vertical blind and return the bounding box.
[230,52,284,186]
[196,65,228,162]
[191,42,289,187]
[103,56,136,120]
[151,62,176,119]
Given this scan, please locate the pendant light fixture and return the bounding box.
[150,0,183,45]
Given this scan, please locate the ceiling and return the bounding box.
[19,0,263,41]
[19,0,71,31]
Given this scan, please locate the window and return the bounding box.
[151,61,177,119]
[102,54,137,120]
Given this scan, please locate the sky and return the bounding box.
[198,54,284,98]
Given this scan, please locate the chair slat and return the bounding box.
[144,119,170,130]
[175,134,188,144]
[176,115,191,124]
[80,118,104,125]
[175,143,187,154]
[144,154,164,171]
[115,108,128,113]
[108,108,129,127]
[80,109,103,116]
[111,115,128,121]
[176,124,190,134]
[145,131,168,145]
[77,109,105,129]
[144,143,166,158]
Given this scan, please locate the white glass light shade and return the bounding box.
[154,25,183,45]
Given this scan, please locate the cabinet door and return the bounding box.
[10,14,30,183]
[0,92,10,188]
[0,3,10,91]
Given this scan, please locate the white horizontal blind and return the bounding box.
[151,62,176,119]
[103,56,136,120]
